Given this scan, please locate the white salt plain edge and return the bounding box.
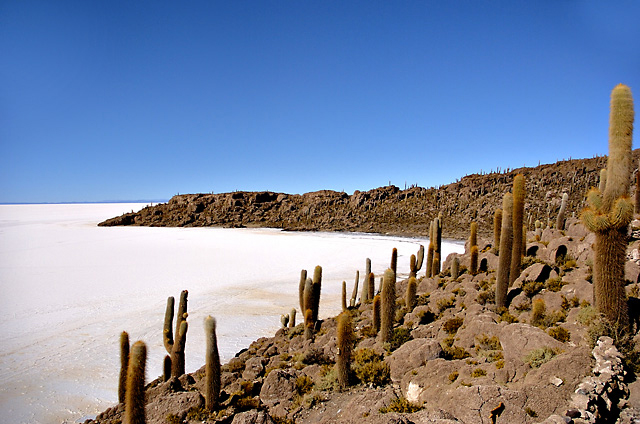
[0,203,464,423]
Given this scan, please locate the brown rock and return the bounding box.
[387,338,443,382]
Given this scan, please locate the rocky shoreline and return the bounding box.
[98,152,640,240]
[87,214,640,424]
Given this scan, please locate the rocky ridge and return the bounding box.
[99,151,640,239]
[88,215,640,424]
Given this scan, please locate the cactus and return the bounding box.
[162,355,171,382]
[534,220,542,241]
[451,256,460,279]
[163,290,188,378]
[432,251,440,277]
[367,272,375,302]
[280,314,289,328]
[303,278,313,316]
[298,269,307,314]
[289,308,296,328]
[342,281,347,312]
[406,277,417,311]
[363,258,372,302]
[496,192,514,308]
[556,193,569,230]
[204,316,221,411]
[416,245,425,273]
[635,163,640,214]
[390,248,398,276]
[510,174,525,285]
[599,168,608,192]
[433,217,442,275]
[379,269,396,344]
[125,341,147,424]
[372,295,381,333]
[350,271,359,307]
[336,311,354,390]
[409,254,417,279]
[118,331,129,404]
[581,84,634,330]
[469,222,478,275]
[426,242,434,278]
[304,309,314,341]
[311,266,322,323]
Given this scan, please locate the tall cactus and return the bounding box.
[304,309,314,341]
[289,308,296,328]
[125,341,147,424]
[311,266,322,322]
[350,271,359,307]
[390,248,398,276]
[510,174,525,285]
[556,193,568,230]
[379,269,396,344]
[426,242,434,278]
[363,259,371,302]
[298,269,307,314]
[341,281,347,312]
[163,290,189,378]
[451,256,460,279]
[493,209,502,254]
[409,254,417,279]
[372,295,381,333]
[469,222,478,275]
[367,272,375,302]
[406,277,417,311]
[416,245,425,273]
[204,316,221,411]
[496,193,514,308]
[635,162,640,215]
[432,217,442,275]
[336,311,353,390]
[599,168,608,192]
[581,84,634,331]
[118,331,129,404]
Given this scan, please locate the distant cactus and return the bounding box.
[336,312,354,390]
[350,271,359,307]
[556,193,569,230]
[510,174,525,285]
[390,248,398,276]
[406,277,417,311]
[451,256,460,279]
[416,245,425,273]
[118,331,129,404]
[409,254,417,279]
[298,269,307,314]
[163,290,188,378]
[342,281,347,312]
[280,314,289,328]
[304,309,314,341]
[599,168,608,192]
[534,220,542,241]
[367,272,375,302]
[379,269,396,344]
[125,341,147,424]
[289,308,296,328]
[372,295,381,333]
[581,84,634,331]
[496,193,514,308]
[470,221,478,248]
[204,316,221,411]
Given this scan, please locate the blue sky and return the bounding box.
[1,1,639,203]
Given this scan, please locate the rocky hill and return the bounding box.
[98,151,640,240]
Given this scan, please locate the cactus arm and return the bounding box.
[163,296,175,354]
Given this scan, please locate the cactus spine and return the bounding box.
[125,341,147,424]
[336,311,353,390]
[581,84,634,331]
[406,277,417,311]
[204,316,221,411]
[556,193,568,230]
[510,174,525,285]
[379,269,396,344]
[496,193,514,308]
[163,290,189,378]
[118,331,129,404]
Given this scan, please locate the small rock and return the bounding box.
[550,376,563,387]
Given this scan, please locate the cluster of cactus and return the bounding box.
[427,216,442,277]
[581,84,634,331]
[300,266,322,340]
[469,222,478,275]
[163,290,189,378]
[409,245,425,278]
[556,193,569,230]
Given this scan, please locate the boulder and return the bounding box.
[387,338,443,382]
[259,369,297,415]
[231,410,276,424]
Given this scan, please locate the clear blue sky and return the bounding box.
[1,1,639,203]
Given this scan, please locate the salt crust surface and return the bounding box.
[0,203,464,423]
